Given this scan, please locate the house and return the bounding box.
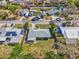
[27,28,51,43]
[0,20,26,27]
[0,28,24,44]
[47,9,60,15]
[60,27,79,45]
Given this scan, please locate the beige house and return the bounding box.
[61,27,79,45]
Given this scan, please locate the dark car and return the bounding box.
[31,17,40,22]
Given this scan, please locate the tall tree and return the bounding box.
[75,0,79,7]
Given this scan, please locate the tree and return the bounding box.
[24,22,29,30]
[7,3,21,13]
[75,0,79,7]
[67,0,76,7]
[50,23,58,48]
[18,53,33,59]
[44,51,64,59]
[44,51,55,59]
[57,53,64,59]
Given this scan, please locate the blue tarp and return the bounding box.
[57,27,62,34]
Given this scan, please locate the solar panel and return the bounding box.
[5,32,17,36]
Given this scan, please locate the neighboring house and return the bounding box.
[0,28,24,44]
[27,28,51,43]
[0,0,7,7]
[17,9,30,17]
[0,20,26,25]
[60,27,79,45]
[47,9,60,15]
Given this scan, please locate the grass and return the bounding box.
[0,45,12,59]
[0,38,67,59]
[22,39,55,54]
[14,24,24,28]
[0,39,56,59]
[31,8,52,11]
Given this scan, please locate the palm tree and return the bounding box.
[50,23,59,49]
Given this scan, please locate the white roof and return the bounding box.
[61,27,79,39]
[47,9,59,15]
[28,37,36,41]
[0,28,24,43]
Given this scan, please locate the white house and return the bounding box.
[0,20,26,27]
[0,28,24,44]
[47,9,60,15]
[60,27,79,45]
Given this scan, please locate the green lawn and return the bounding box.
[22,39,55,54]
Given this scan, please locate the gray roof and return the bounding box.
[47,9,60,15]
[28,28,51,41]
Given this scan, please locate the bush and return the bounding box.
[57,53,64,59]
[55,12,61,16]
[18,53,33,59]
[7,3,20,12]
[44,51,64,59]
[10,44,22,59]
[44,51,55,59]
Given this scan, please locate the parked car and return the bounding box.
[31,17,40,22]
